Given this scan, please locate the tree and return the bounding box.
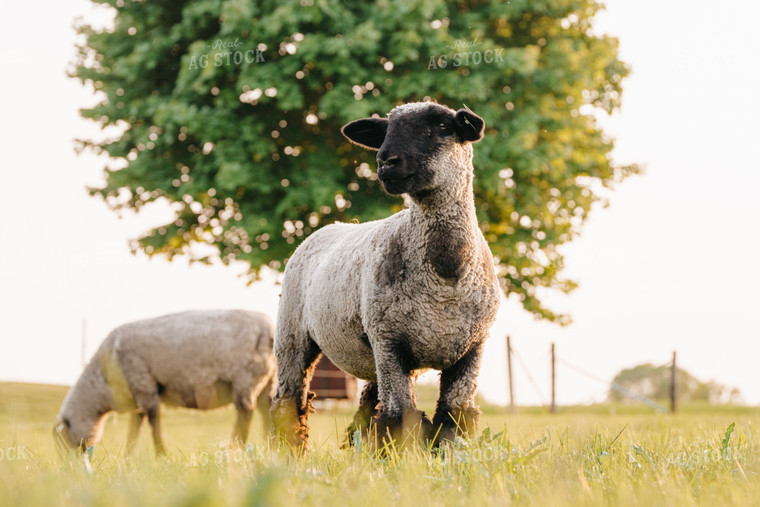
[72,0,638,323]
[608,363,742,404]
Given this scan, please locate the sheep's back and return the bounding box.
[112,310,273,396]
[281,214,404,312]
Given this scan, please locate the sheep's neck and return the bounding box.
[91,360,119,415]
[409,179,480,280]
[68,359,116,421]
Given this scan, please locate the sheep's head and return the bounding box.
[53,412,104,453]
[53,415,82,451]
[341,102,484,197]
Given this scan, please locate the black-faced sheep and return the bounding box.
[271,102,500,450]
[54,310,275,455]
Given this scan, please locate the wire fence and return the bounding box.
[557,357,669,412]
[505,336,676,413]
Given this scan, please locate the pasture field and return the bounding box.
[1,381,758,506]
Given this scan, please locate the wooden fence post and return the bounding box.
[670,351,677,413]
[550,342,557,414]
[506,335,515,413]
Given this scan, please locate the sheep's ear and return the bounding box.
[341,118,388,151]
[454,108,485,143]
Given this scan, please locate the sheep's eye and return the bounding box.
[437,123,450,134]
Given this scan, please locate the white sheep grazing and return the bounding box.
[54,310,275,455]
[271,101,501,449]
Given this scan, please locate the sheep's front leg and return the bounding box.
[146,405,166,456]
[271,334,321,451]
[116,351,165,455]
[373,340,431,446]
[232,401,253,444]
[432,344,484,445]
[126,412,144,455]
[128,383,164,455]
[255,374,274,434]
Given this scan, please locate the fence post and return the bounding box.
[506,335,515,413]
[550,342,557,414]
[670,351,677,413]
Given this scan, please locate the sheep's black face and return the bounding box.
[53,416,81,451]
[341,103,485,196]
[376,107,454,195]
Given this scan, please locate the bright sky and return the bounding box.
[1,0,758,407]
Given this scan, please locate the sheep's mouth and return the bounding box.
[380,174,412,183]
[379,174,415,194]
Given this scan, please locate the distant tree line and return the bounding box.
[609,363,742,405]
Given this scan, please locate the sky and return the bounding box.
[0,0,758,408]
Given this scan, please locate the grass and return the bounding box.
[1,381,759,506]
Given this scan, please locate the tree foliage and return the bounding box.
[73,0,638,323]
[608,363,742,404]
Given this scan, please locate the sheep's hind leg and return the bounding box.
[372,339,432,449]
[270,334,321,452]
[432,344,484,446]
[342,381,378,447]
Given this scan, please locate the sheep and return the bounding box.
[53,310,275,455]
[271,101,501,450]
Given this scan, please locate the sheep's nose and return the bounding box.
[377,154,399,171]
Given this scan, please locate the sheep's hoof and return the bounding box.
[342,423,369,450]
[371,409,433,452]
[342,418,371,449]
[431,405,481,447]
[341,403,379,449]
[270,397,310,453]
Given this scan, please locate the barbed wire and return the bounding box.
[510,346,549,408]
[556,357,669,412]
[504,337,675,412]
